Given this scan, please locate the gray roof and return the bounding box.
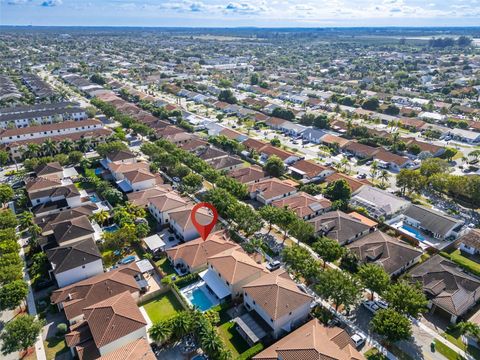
[0,106,85,123]
[458,229,480,250]
[347,231,423,275]
[46,238,101,274]
[308,210,372,245]
[409,255,480,316]
[302,128,327,140]
[352,186,409,216]
[404,204,463,238]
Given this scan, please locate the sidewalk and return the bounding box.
[18,237,47,360]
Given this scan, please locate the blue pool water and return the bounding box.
[188,288,215,311]
[94,168,103,175]
[401,224,426,242]
[103,224,119,233]
[89,194,100,203]
[191,356,207,360]
[119,255,136,264]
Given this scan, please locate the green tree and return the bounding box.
[0,184,14,205]
[218,90,237,104]
[270,137,281,147]
[181,173,203,193]
[443,147,458,162]
[0,210,18,229]
[315,269,362,311]
[371,309,412,343]
[455,321,480,342]
[0,150,9,166]
[0,315,44,355]
[362,97,380,111]
[384,280,428,319]
[68,151,83,164]
[419,158,448,178]
[149,320,172,344]
[289,219,314,244]
[250,73,259,85]
[313,237,345,268]
[323,179,351,203]
[0,280,28,311]
[230,203,263,236]
[357,264,390,300]
[264,155,285,177]
[258,205,280,234]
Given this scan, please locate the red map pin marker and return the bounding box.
[190,202,218,241]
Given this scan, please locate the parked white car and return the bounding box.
[351,332,367,348]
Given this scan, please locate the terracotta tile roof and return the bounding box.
[166,230,240,269]
[248,178,297,201]
[272,192,331,218]
[320,134,351,148]
[108,161,149,174]
[260,144,296,161]
[253,318,364,360]
[178,137,208,151]
[0,119,102,137]
[324,173,370,193]
[127,186,171,207]
[228,165,269,184]
[148,193,190,212]
[51,263,141,321]
[123,169,156,184]
[168,205,213,231]
[344,141,378,157]
[373,148,411,166]
[82,291,146,348]
[105,149,135,162]
[25,176,62,192]
[289,159,329,179]
[97,338,155,360]
[243,269,313,320]
[208,248,267,285]
[35,162,63,177]
[403,138,443,155]
[243,138,268,152]
[36,206,96,233]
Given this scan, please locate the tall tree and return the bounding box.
[313,237,345,268]
[0,315,44,355]
[315,269,362,311]
[0,184,14,205]
[0,280,28,311]
[264,155,285,177]
[384,280,428,319]
[357,264,390,300]
[371,309,412,343]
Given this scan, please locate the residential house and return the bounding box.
[409,255,480,323]
[51,262,143,324]
[200,248,267,301]
[168,205,214,241]
[252,318,364,360]
[448,128,480,144]
[301,128,327,144]
[308,210,375,245]
[401,204,465,241]
[323,173,370,194]
[96,339,155,360]
[126,185,171,208]
[347,231,423,276]
[228,165,269,184]
[46,239,103,288]
[166,230,240,273]
[373,148,414,172]
[458,229,480,255]
[350,186,410,219]
[259,144,301,165]
[208,155,244,172]
[289,159,334,183]
[65,291,149,359]
[343,141,378,159]
[272,192,331,220]
[238,269,313,343]
[26,176,82,208]
[248,178,297,205]
[320,134,351,149]
[147,193,190,226]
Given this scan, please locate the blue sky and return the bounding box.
[1,0,480,27]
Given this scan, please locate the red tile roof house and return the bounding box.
[65,291,151,360]
[259,144,301,165]
[248,178,298,205]
[238,269,314,343]
[289,159,334,184]
[166,230,241,273]
[272,192,332,220]
[228,165,270,184]
[168,205,214,241]
[51,262,144,325]
[373,148,414,172]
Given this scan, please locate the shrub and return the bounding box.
[56,323,67,335]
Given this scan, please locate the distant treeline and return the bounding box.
[428,36,472,48]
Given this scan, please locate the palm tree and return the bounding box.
[391,132,400,153]
[90,210,109,226]
[171,312,192,340]
[22,143,41,159]
[59,139,74,153]
[456,321,480,342]
[340,157,350,173]
[200,328,222,355]
[379,169,390,186]
[370,160,379,180]
[149,321,172,344]
[76,137,90,153]
[42,139,57,156]
[19,211,34,230]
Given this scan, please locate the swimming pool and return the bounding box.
[400,224,426,242]
[103,224,119,233]
[89,194,100,203]
[180,282,218,311]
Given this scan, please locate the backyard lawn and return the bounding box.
[217,320,264,359]
[443,249,480,277]
[156,257,176,279]
[142,290,184,323]
[43,337,70,360]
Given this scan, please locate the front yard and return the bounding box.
[43,337,70,360]
[142,290,184,323]
[442,327,480,359]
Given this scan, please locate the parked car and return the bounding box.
[172,177,181,183]
[363,300,380,313]
[357,173,367,179]
[351,332,367,348]
[266,260,281,271]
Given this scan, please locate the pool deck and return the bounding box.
[180,281,219,311]
[389,220,450,250]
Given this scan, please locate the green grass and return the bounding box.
[217,321,250,358]
[443,249,480,277]
[43,337,69,360]
[442,328,480,359]
[434,340,465,360]
[156,257,176,279]
[142,290,184,323]
[365,348,387,360]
